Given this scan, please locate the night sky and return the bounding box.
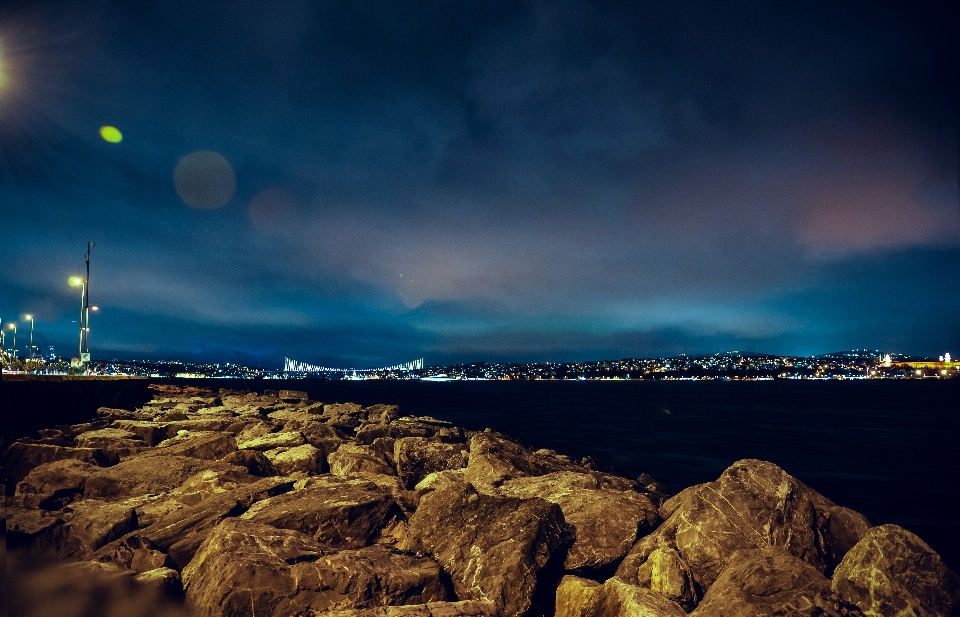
[1,0,957,368]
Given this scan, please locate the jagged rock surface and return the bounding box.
[690,547,863,617]
[831,525,960,617]
[5,384,957,617]
[616,458,875,600]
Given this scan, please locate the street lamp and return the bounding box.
[7,323,16,357]
[24,314,34,358]
[69,276,85,360]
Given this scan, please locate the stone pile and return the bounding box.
[4,384,958,617]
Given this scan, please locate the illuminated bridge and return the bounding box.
[284,357,424,374]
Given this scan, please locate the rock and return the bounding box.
[242,475,401,549]
[235,419,277,442]
[816,505,873,575]
[616,459,871,597]
[364,404,401,425]
[148,431,237,460]
[401,481,568,617]
[142,475,294,568]
[182,518,448,617]
[355,423,434,444]
[312,600,496,617]
[3,442,117,485]
[16,458,98,509]
[83,455,248,500]
[321,402,368,430]
[632,546,698,610]
[6,507,66,554]
[111,420,170,445]
[238,430,305,451]
[164,418,236,434]
[279,389,308,402]
[171,468,260,506]
[690,547,861,617]
[498,471,659,573]
[832,524,960,617]
[221,449,280,476]
[394,438,469,489]
[555,575,687,617]
[74,427,143,449]
[263,443,327,475]
[96,407,139,420]
[56,499,139,559]
[464,432,582,491]
[329,443,397,477]
[414,469,468,496]
[93,533,174,572]
[135,567,184,600]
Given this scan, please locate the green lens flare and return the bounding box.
[99,126,123,143]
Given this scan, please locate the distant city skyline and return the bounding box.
[1,1,957,367]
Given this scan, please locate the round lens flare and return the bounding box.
[99,126,123,143]
[174,150,236,209]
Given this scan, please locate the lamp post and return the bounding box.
[8,323,16,358]
[70,276,85,360]
[25,314,34,358]
[84,241,94,356]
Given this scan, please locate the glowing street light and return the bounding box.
[7,323,16,357]
[24,314,34,358]
[69,276,85,359]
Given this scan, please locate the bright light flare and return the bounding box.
[69,276,83,286]
[99,125,123,143]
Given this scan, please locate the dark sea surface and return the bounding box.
[179,378,958,569]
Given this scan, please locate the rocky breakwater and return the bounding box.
[4,384,959,617]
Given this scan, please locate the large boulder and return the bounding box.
[832,525,960,617]
[182,518,448,617]
[241,475,401,549]
[148,431,237,460]
[308,600,495,617]
[93,533,174,573]
[690,547,861,617]
[6,506,68,554]
[16,459,98,509]
[171,468,261,506]
[263,443,327,475]
[83,455,248,499]
[616,459,872,598]
[463,433,581,491]
[329,443,397,478]
[355,423,435,445]
[394,438,469,489]
[142,476,294,568]
[498,471,659,573]
[400,481,568,617]
[55,499,140,559]
[221,449,280,477]
[555,575,687,617]
[74,427,140,446]
[237,431,305,451]
[3,442,116,485]
[110,420,170,446]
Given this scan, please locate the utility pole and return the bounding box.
[84,241,95,355]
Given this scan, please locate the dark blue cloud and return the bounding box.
[1,0,957,367]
